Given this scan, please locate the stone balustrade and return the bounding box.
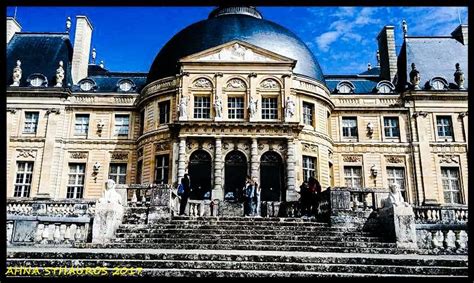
[7,198,95,246]
[413,205,468,223]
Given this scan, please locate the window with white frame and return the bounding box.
[115,114,130,136]
[159,101,170,124]
[14,161,34,197]
[378,83,393,94]
[23,112,39,134]
[67,163,85,199]
[262,97,278,119]
[227,97,244,119]
[342,117,358,138]
[344,166,362,188]
[155,155,169,184]
[387,167,406,200]
[436,116,453,139]
[194,96,211,119]
[74,114,90,136]
[441,167,461,204]
[302,156,316,182]
[384,117,400,138]
[303,102,314,126]
[109,163,127,184]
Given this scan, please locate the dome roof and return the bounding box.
[147,7,325,84]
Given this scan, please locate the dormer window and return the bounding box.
[117,79,135,92]
[376,81,395,94]
[78,79,96,92]
[429,77,448,90]
[27,74,48,87]
[336,81,355,94]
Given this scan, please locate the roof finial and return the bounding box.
[376,50,380,67]
[409,63,420,90]
[367,63,372,71]
[55,61,65,87]
[402,20,408,38]
[66,16,72,33]
[91,48,97,64]
[454,63,465,90]
[10,59,22,87]
[99,60,104,69]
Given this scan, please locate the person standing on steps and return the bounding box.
[253,177,261,217]
[243,176,255,216]
[308,177,322,217]
[179,173,191,215]
[298,180,311,217]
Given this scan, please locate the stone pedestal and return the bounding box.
[285,139,297,201]
[92,202,124,243]
[148,186,171,223]
[379,205,417,249]
[213,138,224,200]
[177,138,186,183]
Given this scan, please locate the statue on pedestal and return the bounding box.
[383,183,409,208]
[99,179,123,205]
[11,60,22,87]
[55,61,65,87]
[285,97,295,118]
[214,96,222,118]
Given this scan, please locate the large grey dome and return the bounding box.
[147,7,325,84]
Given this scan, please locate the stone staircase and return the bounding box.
[6,206,469,278]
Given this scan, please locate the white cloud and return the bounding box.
[316,31,341,52]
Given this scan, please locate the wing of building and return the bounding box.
[6,7,468,208]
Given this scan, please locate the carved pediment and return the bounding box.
[179,40,295,64]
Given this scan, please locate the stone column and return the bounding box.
[213,137,223,200]
[286,139,298,201]
[414,112,436,205]
[250,138,259,182]
[177,137,186,182]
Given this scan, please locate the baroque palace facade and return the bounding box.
[6,7,468,208]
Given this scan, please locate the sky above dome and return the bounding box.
[7,6,468,75]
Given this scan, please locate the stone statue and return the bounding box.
[55,61,65,87]
[178,95,188,119]
[214,96,222,118]
[409,63,420,90]
[383,183,409,208]
[249,96,258,118]
[11,60,22,87]
[285,97,295,118]
[98,179,123,205]
[454,63,465,90]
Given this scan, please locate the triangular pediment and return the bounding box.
[179,40,296,63]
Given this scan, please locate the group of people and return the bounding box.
[298,177,322,217]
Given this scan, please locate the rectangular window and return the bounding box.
[441,167,461,204]
[194,96,211,119]
[227,97,244,119]
[262,97,278,119]
[303,102,314,126]
[139,110,145,136]
[155,155,169,184]
[136,160,143,184]
[344,166,362,188]
[342,117,358,138]
[302,156,316,182]
[14,161,34,197]
[67,163,85,199]
[384,117,400,138]
[74,114,90,136]
[115,114,130,136]
[387,167,406,200]
[159,101,170,124]
[109,163,127,185]
[23,112,39,134]
[437,116,453,138]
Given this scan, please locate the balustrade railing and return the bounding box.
[413,205,468,224]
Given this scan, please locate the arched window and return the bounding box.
[336,81,355,94]
[376,81,395,93]
[117,79,135,92]
[429,77,448,90]
[78,79,97,92]
[27,74,48,87]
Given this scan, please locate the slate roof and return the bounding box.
[397,36,468,90]
[6,32,73,87]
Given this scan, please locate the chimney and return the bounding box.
[7,17,21,44]
[71,15,93,84]
[377,26,397,82]
[451,24,468,45]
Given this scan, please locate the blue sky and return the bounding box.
[7,6,468,75]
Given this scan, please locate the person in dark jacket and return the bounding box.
[308,177,322,216]
[299,181,311,217]
[179,174,191,215]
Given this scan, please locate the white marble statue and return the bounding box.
[383,183,409,208]
[285,97,295,118]
[249,96,258,118]
[99,179,123,205]
[55,61,65,87]
[214,96,222,118]
[178,95,188,119]
[11,60,22,86]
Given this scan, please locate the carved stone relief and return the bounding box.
[259,79,280,89]
[110,152,129,161]
[69,152,88,159]
[193,78,212,88]
[385,156,405,164]
[343,155,362,163]
[226,78,246,89]
[155,142,170,152]
[17,149,37,159]
[439,154,459,164]
[302,143,318,154]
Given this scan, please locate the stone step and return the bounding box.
[110,238,397,248]
[170,216,326,222]
[7,259,467,276]
[114,233,390,242]
[8,250,467,267]
[118,223,331,230]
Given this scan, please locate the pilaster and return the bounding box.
[213,137,224,200]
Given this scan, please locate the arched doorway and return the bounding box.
[224,150,248,201]
[260,151,284,201]
[188,150,212,200]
